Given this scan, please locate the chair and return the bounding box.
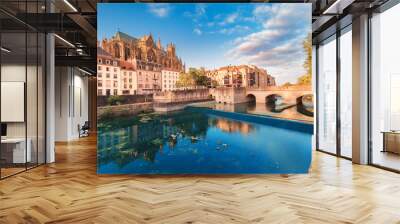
[79,121,90,138]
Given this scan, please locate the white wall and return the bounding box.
[54,67,89,141]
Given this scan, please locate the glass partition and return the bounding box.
[317,35,337,154]
[370,3,400,171]
[1,31,28,177]
[0,1,46,179]
[339,26,352,158]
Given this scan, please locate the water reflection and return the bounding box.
[210,102,313,122]
[97,111,255,168]
[211,118,255,135]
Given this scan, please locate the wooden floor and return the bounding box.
[1,136,400,224]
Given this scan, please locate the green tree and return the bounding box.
[177,68,209,88]
[297,33,312,85]
[107,95,124,106]
[190,68,209,87]
[176,72,195,88]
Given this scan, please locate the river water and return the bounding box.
[195,102,314,123]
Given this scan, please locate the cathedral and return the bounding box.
[101,31,185,73]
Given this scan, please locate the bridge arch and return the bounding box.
[246,94,256,103]
[266,94,283,105]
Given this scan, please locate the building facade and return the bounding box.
[97,47,120,96]
[161,69,180,91]
[100,31,185,94]
[206,65,276,88]
[119,60,137,95]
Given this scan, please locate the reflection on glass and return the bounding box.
[340,28,352,158]
[0,1,46,178]
[27,32,38,169]
[1,32,27,177]
[371,4,400,171]
[317,36,337,154]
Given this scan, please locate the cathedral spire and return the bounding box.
[157,38,162,49]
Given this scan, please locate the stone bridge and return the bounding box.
[245,89,312,105]
[210,87,312,105]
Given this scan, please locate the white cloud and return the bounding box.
[148,4,171,18]
[184,4,207,22]
[219,12,239,26]
[219,25,250,35]
[207,22,215,27]
[226,4,311,85]
[193,28,202,35]
[196,4,206,16]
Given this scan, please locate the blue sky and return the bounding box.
[98,3,311,84]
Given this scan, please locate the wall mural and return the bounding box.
[97,3,313,174]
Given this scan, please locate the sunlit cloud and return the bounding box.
[226,4,311,84]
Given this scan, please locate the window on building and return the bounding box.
[113,81,118,87]
[114,68,117,72]
[98,80,103,87]
[98,73,102,78]
[98,66,101,71]
[114,74,118,79]
[106,67,109,72]
[106,73,110,78]
[97,89,102,95]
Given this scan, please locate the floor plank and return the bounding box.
[1,135,400,224]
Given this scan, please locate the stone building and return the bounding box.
[97,47,120,96]
[161,69,180,91]
[206,65,276,88]
[119,61,137,95]
[100,31,185,94]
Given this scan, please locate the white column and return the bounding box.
[352,14,369,164]
[46,33,55,163]
[312,45,317,150]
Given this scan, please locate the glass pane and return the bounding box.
[317,36,337,154]
[1,31,27,177]
[27,31,38,169]
[340,28,352,158]
[371,4,400,171]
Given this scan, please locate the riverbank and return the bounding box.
[97,102,153,119]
